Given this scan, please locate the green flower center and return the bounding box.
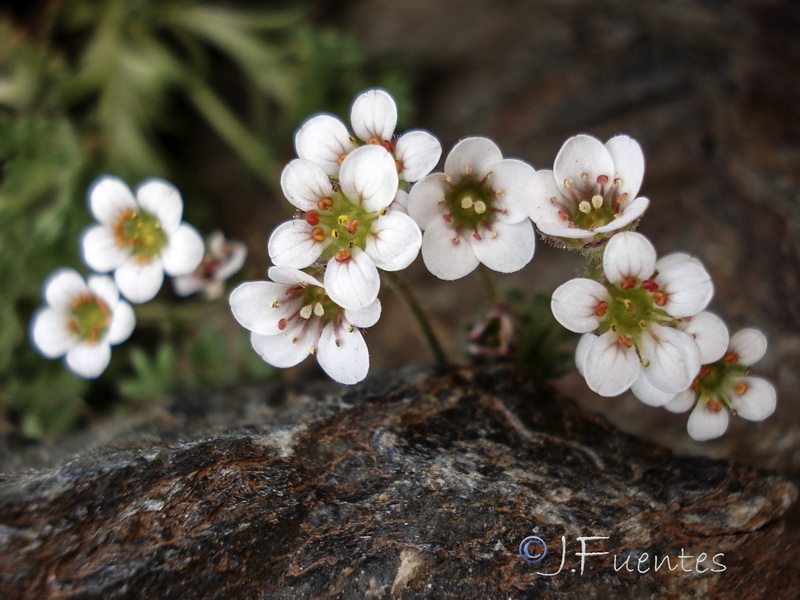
[691,355,751,412]
[444,178,495,231]
[304,189,382,263]
[114,209,168,262]
[69,294,111,343]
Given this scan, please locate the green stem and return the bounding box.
[478,264,497,302]
[382,271,448,367]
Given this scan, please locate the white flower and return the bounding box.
[552,232,713,397]
[172,231,247,300]
[30,268,135,378]
[664,328,777,441]
[81,176,205,304]
[527,134,649,250]
[295,88,442,183]
[228,267,380,384]
[268,145,421,310]
[406,137,536,280]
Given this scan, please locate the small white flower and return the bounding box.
[295,88,442,183]
[406,137,536,280]
[81,176,205,304]
[30,268,135,378]
[552,232,713,396]
[268,145,421,310]
[229,267,380,384]
[527,134,649,250]
[664,328,777,441]
[172,231,247,300]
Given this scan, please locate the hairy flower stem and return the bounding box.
[383,271,448,367]
[478,264,498,302]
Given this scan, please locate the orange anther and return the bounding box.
[596,174,609,185]
[305,210,320,226]
[691,365,710,390]
[347,219,360,235]
[278,318,288,330]
[317,197,334,210]
[735,381,748,395]
[337,153,348,165]
[335,250,352,263]
[617,334,633,348]
[642,280,659,292]
[595,300,608,317]
[621,278,636,290]
[724,352,738,364]
[653,290,667,306]
[708,399,723,412]
[311,227,326,242]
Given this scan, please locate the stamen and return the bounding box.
[735,381,748,395]
[578,201,591,213]
[335,250,351,262]
[278,318,288,331]
[562,178,573,188]
[311,227,327,242]
[474,200,487,214]
[488,230,498,238]
[305,210,320,226]
[642,280,659,292]
[337,214,349,225]
[652,290,667,306]
[299,305,313,319]
[313,302,325,317]
[620,278,636,290]
[707,399,723,412]
[591,195,604,209]
[581,172,589,181]
[318,197,334,210]
[465,165,473,175]
[461,196,474,209]
[270,300,281,309]
[337,153,348,165]
[617,334,633,348]
[596,175,609,185]
[613,178,623,186]
[595,300,608,317]
[724,352,738,364]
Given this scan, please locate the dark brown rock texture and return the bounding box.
[0,364,796,599]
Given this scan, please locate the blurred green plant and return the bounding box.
[0,0,412,438]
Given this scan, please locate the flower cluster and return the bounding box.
[31,176,243,379]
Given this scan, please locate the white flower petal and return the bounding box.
[172,275,204,297]
[66,342,111,379]
[525,169,568,232]
[732,376,776,421]
[631,371,677,407]
[115,257,165,304]
[267,266,324,288]
[161,223,204,276]
[229,281,295,336]
[553,134,614,195]
[107,300,135,345]
[136,178,184,233]
[44,268,88,309]
[581,331,640,396]
[395,130,442,182]
[593,196,649,233]
[444,137,503,179]
[489,158,536,224]
[88,176,137,225]
[324,249,380,310]
[339,145,399,213]
[471,219,535,273]
[680,311,729,364]
[728,328,768,366]
[251,327,313,369]
[268,220,326,268]
[295,114,356,177]
[86,275,120,309]
[639,326,701,394]
[350,88,397,143]
[687,402,729,441]
[575,332,593,376]
[603,231,656,284]
[31,307,76,358]
[604,135,644,199]
[365,211,421,271]
[345,299,381,328]
[391,189,410,215]
[655,258,714,317]
[317,323,369,384]
[214,240,248,281]
[81,225,131,273]
[551,278,609,333]
[664,389,696,413]
[420,218,479,280]
[280,159,334,212]
[407,173,448,228]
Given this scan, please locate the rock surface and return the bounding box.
[1,364,796,599]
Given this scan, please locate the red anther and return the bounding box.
[596,174,609,185]
[620,278,636,290]
[305,210,320,226]
[616,192,629,205]
[381,139,395,153]
[278,318,288,331]
[724,352,738,364]
[595,300,608,317]
[473,231,482,241]
[617,334,633,348]
[557,209,570,221]
[347,219,360,235]
[642,280,659,292]
[443,214,453,223]
[735,381,748,395]
[335,250,352,263]
[652,290,667,306]
[337,153,348,165]
[708,399,723,412]
[311,227,327,242]
[690,365,710,390]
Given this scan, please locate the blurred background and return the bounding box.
[1,0,798,524]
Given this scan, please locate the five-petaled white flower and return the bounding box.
[295,88,442,184]
[663,328,777,441]
[527,134,649,250]
[81,176,205,304]
[173,231,247,300]
[406,136,536,280]
[229,267,380,384]
[30,268,135,378]
[268,144,421,311]
[552,232,713,397]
